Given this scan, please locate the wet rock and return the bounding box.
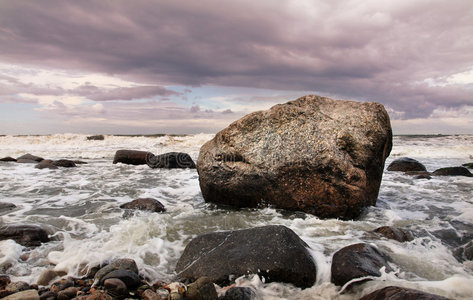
[176,225,316,288]
[94,258,139,286]
[50,278,74,293]
[86,135,105,141]
[5,281,30,294]
[373,226,413,242]
[222,287,257,300]
[1,289,40,300]
[0,224,50,247]
[17,158,40,164]
[37,269,63,286]
[120,198,166,213]
[17,154,44,162]
[359,286,451,300]
[462,162,473,169]
[104,278,128,298]
[0,202,16,212]
[0,156,16,162]
[142,289,160,300]
[35,160,58,170]
[0,275,11,289]
[52,159,77,168]
[165,282,186,300]
[147,152,196,169]
[185,277,218,300]
[197,95,392,220]
[73,160,88,165]
[100,269,140,289]
[432,167,473,177]
[331,243,392,287]
[453,240,473,262]
[74,290,113,300]
[404,171,432,179]
[387,157,427,172]
[39,291,56,300]
[113,149,153,165]
[57,286,78,300]
[154,288,170,300]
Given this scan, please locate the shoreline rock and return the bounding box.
[147,152,196,169]
[120,198,166,213]
[0,225,50,247]
[432,167,473,177]
[113,150,154,165]
[197,95,392,220]
[387,157,427,172]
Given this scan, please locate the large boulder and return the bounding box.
[0,225,50,247]
[432,167,473,177]
[197,95,392,219]
[16,154,44,162]
[331,243,392,287]
[175,225,316,288]
[387,157,427,172]
[113,150,154,165]
[359,286,451,300]
[147,152,196,169]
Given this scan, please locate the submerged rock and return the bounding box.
[0,202,16,212]
[387,157,427,172]
[120,198,166,213]
[16,154,44,162]
[197,95,392,220]
[0,157,16,162]
[453,240,473,262]
[331,243,392,287]
[147,152,196,169]
[462,162,473,169]
[52,159,77,168]
[175,225,316,288]
[0,224,50,247]
[359,286,451,300]
[432,167,473,177]
[113,150,153,165]
[35,160,58,170]
[86,135,105,141]
[373,226,413,242]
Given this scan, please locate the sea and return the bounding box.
[0,134,472,299]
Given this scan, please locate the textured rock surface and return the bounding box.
[17,153,44,162]
[35,160,58,170]
[197,95,392,219]
[175,225,316,288]
[373,226,413,242]
[359,286,451,300]
[1,289,39,300]
[331,243,392,287]
[120,198,165,213]
[0,225,49,247]
[52,159,77,168]
[147,152,196,169]
[432,167,473,177]
[387,157,427,172]
[222,287,257,300]
[113,150,153,165]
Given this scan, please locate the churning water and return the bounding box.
[0,134,472,299]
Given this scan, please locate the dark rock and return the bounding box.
[222,287,257,300]
[197,95,392,220]
[373,226,413,242]
[17,154,44,162]
[387,157,427,172]
[52,160,77,168]
[453,240,473,262]
[147,152,196,169]
[104,278,128,298]
[0,224,50,247]
[331,243,392,287]
[100,269,140,289]
[176,225,316,288]
[94,258,139,286]
[0,157,16,162]
[0,275,11,289]
[404,171,432,179]
[359,286,452,300]
[39,291,56,300]
[0,202,16,212]
[1,289,40,300]
[462,162,473,169]
[73,160,88,164]
[5,281,30,294]
[186,277,218,300]
[432,167,473,177]
[120,198,165,213]
[113,150,154,165]
[37,269,61,286]
[50,278,74,293]
[86,135,105,141]
[57,286,78,300]
[35,160,58,170]
[17,159,40,164]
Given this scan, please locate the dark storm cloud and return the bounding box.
[0,0,472,118]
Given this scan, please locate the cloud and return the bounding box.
[0,0,472,132]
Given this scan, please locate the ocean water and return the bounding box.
[0,134,472,299]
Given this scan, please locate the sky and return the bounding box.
[0,0,472,135]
